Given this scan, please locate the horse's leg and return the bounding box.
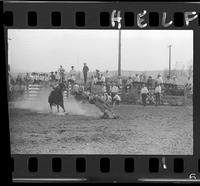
[60,103,65,112]
[49,103,53,112]
[57,105,59,112]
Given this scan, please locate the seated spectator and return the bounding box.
[106,93,112,105]
[55,71,60,82]
[165,75,171,84]
[140,84,149,106]
[96,69,100,79]
[113,94,121,106]
[171,76,177,85]
[68,74,76,84]
[111,83,119,99]
[127,76,133,85]
[50,72,56,82]
[73,83,79,94]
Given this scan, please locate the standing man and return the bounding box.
[82,63,89,84]
[155,83,162,106]
[105,70,110,83]
[58,65,65,83]
[140,84,149,106]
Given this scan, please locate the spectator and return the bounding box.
[106,81,111,93]
[68,74,76,84]
[100,74,105,83]
[106,93,112,105]
[164,75,172,89]
[155,83,162,106]
[118,77,122,87]
[156,74,163,85]
[58,65,65,82]
[127,76,133,85]
[147,76,153,89]
[24,73,31,89]
[50,72,55,82]
[139,74,143,82]
[165,75,171,84]
[185,76,193,91]
[140,84,149,106]
[113,94,121,106]
[83,63,89,84]
[142,73,147,82]
[55,71,60,82]
[69,66,76,80]
[146,89,155,105]
[96,69,100,79]
[105,70,110,83]
[135,74,140,82]
[111,83,119,100]
[171,76,177,85]
[93,76,98,84]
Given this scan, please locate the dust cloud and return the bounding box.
[10,87,101,117]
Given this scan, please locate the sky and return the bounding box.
[8,29,193,73]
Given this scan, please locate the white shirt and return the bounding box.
[111,86,119,93]
[141,87,149,94]
[107,95,112,102]
[135,76,140,82]
[155,86,161,93]
[171,79,177,85]
[73,84,79,92]
[157,77,163,84]
[55,73,60,80]
[113,94,121,101]
[69,69,76,76]
[101,76,105,82]
[105,72,110,78]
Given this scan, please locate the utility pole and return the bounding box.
[168,45,172,77]
[118,29,121,76]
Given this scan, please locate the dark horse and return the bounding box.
[48,82,66,112]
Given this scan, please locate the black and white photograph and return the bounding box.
[8,29,193,154]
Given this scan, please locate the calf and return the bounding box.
[48,84,65,112]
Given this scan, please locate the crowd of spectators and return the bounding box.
[8,63,193,105]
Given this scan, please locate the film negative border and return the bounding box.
[3,1,200,183]
[3,1,200,29]
[10,155,200,182]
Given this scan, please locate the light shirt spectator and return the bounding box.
[111,85,119,93]
[107,95,112,102]
[113,94,121,101]
[94,77,98,84]
[135,76,140,82]
[69,69,76,77]
[171,78,177,85]
[55,72,60,80]
[103,86,106,92]
[155,85,162,93]
[127,78,133,84]
[165,78,171,84]
[101,75,105,82]
[156,76,163,84]
[105,71,110,78]
[73,84,79,92]
[141,87,149,94]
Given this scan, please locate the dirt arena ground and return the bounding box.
[9,103,193,155]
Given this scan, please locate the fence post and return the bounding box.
[184,88,187,105]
